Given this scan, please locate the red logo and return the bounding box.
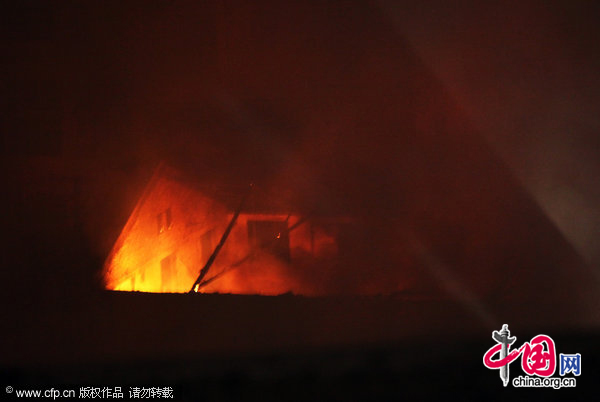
[483,325,556,386]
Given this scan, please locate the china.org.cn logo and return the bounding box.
[482,324,581,389]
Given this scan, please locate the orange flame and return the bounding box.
[103,172,342,295]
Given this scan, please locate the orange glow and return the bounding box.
[103,167,349,295]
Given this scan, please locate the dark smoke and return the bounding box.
[2,0,599,329]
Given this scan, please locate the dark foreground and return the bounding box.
[2,292,598,401]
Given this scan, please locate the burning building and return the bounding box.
[104,164,354,295]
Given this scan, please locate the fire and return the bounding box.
[103,167,342,295]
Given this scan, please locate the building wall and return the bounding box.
[105,175,230,292]
[104,174,343,295]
